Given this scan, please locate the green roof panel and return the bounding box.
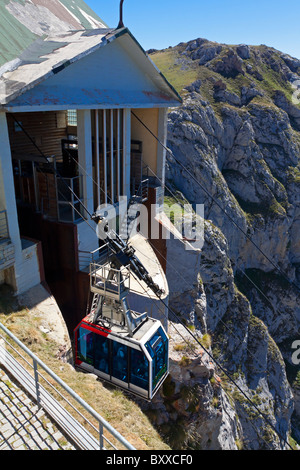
[0,0,107,68]
[0,2,38,67]
[59,0,108,29]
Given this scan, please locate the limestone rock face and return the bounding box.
[165,217,294,450]
[151,38,300,450]
[211,49,245,78]
[142,322,240,450]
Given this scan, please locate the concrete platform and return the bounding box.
[127,233,169,301]
[126,234,169,329]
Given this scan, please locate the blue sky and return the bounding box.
[86,0,300,59]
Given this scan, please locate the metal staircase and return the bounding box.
[119,178,149,240]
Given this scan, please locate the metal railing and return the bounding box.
[90,262,131,301]
[40,174,87,223]
[0,322,135,451]
[56,175,83,222]
[0,210,9,239]
[136,178,149,202]
[78,244,109,270]
[131,178,149,203]
[142,161,161,188]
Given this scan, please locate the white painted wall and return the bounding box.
[15,240,41,294]
[0,112,41,294]
[156,108,168,184]
[77,109,94,219]
[0,113,22,252]
[77,218,98,270]
[124,108,131,201]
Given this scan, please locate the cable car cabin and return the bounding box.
[74,314,169,400]
[74,233,169,400]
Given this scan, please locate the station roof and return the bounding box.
[0,27,115,105]
[0,0,107,67]
[0,1,181,109]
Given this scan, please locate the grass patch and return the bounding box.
[0,285,170,451]
[151,49,199,94]
[179,356,192,367]
[287,165,300,184]
[201,333,212,349]
[151,41,300,118]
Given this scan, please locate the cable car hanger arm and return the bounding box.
[91,213,164,299]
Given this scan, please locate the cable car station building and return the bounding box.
[0,2,181,338]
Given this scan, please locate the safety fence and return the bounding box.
[0,321,135,451]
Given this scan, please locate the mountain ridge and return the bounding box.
[149,37,300,449]
[149,37,300,111]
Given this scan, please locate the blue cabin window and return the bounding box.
[77,327,94,365]
[112,342,128,382]
[94,333,109,375]
[130,348,149,390]
[145,327,168,390]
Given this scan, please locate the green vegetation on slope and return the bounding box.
[0,285,169,451]
[150,41,298,112]
[151,48,200,95]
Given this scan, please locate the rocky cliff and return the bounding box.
[149,38,300,450]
